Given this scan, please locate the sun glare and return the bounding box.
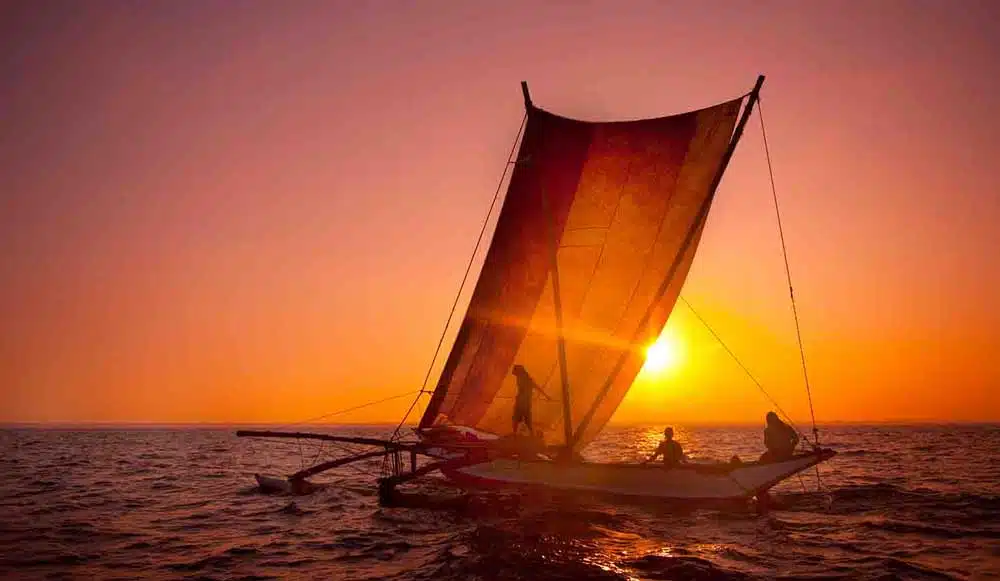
[643,334,681,374]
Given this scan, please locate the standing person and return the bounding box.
[511,364,550,435]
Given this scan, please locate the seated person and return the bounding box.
[761,411,799,462]
[644,427,686,467]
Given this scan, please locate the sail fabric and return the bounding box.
[420,96,743,449]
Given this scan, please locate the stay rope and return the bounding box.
[757,97,820,447]
[677,295,809,444]
[248,111,529,450]
[269,389,421,431]
[757,97,827,497]
[390,110,529,442]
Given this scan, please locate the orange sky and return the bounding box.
[2,1,998,425]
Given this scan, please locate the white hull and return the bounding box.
[444,450,834,500]
[254,473,293,494]
[253,473,321,495]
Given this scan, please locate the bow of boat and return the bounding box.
[441,448,836,501]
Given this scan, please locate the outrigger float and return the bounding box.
[237,75,836,506]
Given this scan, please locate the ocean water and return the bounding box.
[1,425,998,580]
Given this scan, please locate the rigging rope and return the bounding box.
[678,295,810,445]
[272,389,420,430]
[390,110,530,441]
[266,111,529,445]
[757,97,820,446]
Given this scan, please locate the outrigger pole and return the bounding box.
[235,429,480,498]
[237,430,428,483]
[236,430,422,450]
[568,75,767,450]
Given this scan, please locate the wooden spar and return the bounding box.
[289,449,387,481]
[569,75,767,449]
[242,428,465,483]
[235,430,422,452]
[540,188,574,447]
[552,236,574,448]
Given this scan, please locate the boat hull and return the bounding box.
[442,449,835,501]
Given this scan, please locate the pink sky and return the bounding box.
[1,0,998,423]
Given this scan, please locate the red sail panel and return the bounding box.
[420,97,742,449]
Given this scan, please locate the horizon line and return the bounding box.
[3,419,998,429]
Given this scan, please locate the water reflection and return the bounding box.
[3,425,998,579]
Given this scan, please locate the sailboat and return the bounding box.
[237,75,836,504]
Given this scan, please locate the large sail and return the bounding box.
[420,90,744,449]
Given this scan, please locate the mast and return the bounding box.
[541,187,574,447]
[568,75,766,450]
[524,80,572,446]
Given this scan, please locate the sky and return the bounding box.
[1,0,998,425]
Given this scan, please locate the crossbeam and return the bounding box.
[236,430,422,451]
[289,450,388,481]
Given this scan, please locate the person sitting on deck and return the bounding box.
[761,411,799,462]
[644,427,686,468]
[511,364,550,435]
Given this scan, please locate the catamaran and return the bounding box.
[237,75,836,505]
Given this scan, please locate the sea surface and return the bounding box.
[1,424,998,580]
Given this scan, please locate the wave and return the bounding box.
[838,449,876,457]
[858,556,961,580]
[626,554,753,580]
[860,516,1000,540]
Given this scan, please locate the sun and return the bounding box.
[643,334,681,374]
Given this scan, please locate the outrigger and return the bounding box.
[237,75,836,506]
